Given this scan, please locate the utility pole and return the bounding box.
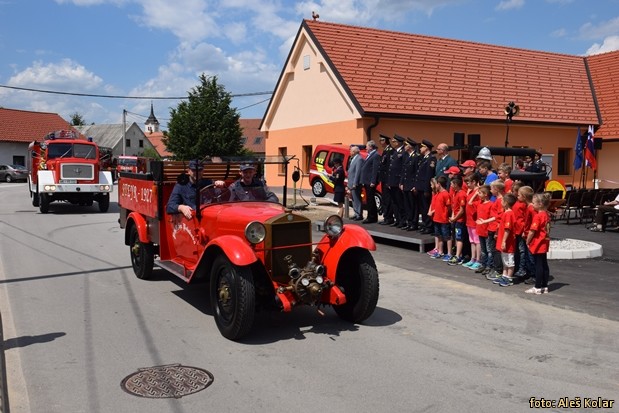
[122,109,127,156]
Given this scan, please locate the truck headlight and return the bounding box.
[99,185,110,191]
[324,215,343,238]
[44,185,56,191]
[245,221,266,244]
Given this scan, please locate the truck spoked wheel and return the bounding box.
[39,194,50,214]
[334,250,379,323]
[210,255,255,341]
[129,226,154,279]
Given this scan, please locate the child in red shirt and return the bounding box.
[480,180,505,280]
[495,193,517,286]
[428,176,452,260]
[448,176,467,265]
[474,185,493,274]
[464,174,482,270]
[526,192,552,294]
[497,163,513,194]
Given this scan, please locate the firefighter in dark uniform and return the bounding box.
[378,134,394,225]
[414,139,436,234]
[388,134,406,227]
[400,137,420,231]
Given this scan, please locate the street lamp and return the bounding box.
[504,101,520,161]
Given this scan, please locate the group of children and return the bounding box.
[426,163,552,294]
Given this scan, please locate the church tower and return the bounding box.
[145,102,160,133]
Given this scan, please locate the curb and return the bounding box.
[548,238,603,260]
[0,312,9,413]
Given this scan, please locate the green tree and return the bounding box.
[165,74,245,159]
[141,147,161,160]
[70,112,86,126]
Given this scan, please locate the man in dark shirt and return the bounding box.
[228,163,279,202]
[166,160,224,219]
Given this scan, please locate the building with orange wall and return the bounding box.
[262,19,619,191]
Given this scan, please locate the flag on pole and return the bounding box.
[584,125,597,170]
[573,127,583,170]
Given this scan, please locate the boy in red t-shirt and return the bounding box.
[448,176,467,265]
[464,174,482,271]
[428,176,452,260]
[494,193,517,286]
[474,185,492,274]
[526,193,552,294]
[497,163,513,194]
[479,180,505,280]
[513,185,534,280]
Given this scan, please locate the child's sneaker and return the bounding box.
[475,265,486,273]
[499,276,514,287]
[485,270,500,281]
[447,256,462,266]
[469,262,482,271]
[462,260,473,268]
[442,254,453,262]
[525,287,542,295]
[523,277,536,285]
[492,275,506,284]
[541,287,549,294]
[426,248,438,256]
[430,251,443,259]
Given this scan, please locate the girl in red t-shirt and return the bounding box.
[526,193,552,294]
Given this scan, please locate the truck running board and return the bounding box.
[155,260,192,282]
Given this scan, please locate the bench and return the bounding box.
[160,160,244,183]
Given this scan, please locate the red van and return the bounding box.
[309,144,382,212]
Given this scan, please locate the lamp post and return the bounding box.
[503,101,519,161]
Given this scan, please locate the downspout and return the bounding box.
[366,116,380,143]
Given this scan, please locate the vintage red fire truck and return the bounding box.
[118,158,379,340]
[27,129,114,213]
[116,155,148,174]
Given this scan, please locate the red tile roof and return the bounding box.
[0,107,75,143]
[144,131,172,158]
[303,20,599,126]
[586,50,619,138]
[239,118,265,153]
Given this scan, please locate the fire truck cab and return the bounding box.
[27,130,114,213]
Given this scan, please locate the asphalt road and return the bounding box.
[1,183,618,413]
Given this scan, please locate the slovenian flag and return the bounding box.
[584,125,597,170]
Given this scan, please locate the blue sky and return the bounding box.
[1,0,618,130]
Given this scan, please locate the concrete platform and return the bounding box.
[548,238,603,260]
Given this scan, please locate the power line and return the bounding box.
[0,84,273,99]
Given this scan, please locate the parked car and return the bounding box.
[0,164,28,182]
[309,144,383,212]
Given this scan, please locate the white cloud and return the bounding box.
[8,59,103,90]
[586,35,619,55]
[496,0,524,11]
[579,16,619,40]
[551,28,567,38]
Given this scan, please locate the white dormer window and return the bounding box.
[303,55,310,70]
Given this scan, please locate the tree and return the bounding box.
[70,112,86,126]
[164,74,245,159]
[141,147,161,160]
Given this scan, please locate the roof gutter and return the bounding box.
[366,115,380,142]
[584,57,603,128]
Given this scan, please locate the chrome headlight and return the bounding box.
[44,185,56,191]
[324,215,343,238]
[245,221,266,244]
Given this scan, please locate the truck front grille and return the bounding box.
[268,220,312,284]
[61,163,94,180]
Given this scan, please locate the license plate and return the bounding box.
[60,179,77,184]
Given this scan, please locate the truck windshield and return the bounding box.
[118,158,138,166]
[47,143,97,159]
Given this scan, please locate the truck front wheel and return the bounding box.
[39,194,50,213]
[31,191,40,207]
[210,255,255,341]
[129,225,154,280]
[334,250,379,323]
[99,194,110,212]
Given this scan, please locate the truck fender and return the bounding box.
[37,170,55,187]
[99,171,114,188]
[315,224,376,279]
[206,235,258,267]
[125,212,150,244]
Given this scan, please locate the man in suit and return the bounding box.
[400,137,420,230]
[347,145,364,220]
[378,134,394,225]
[414,139,437,234]
[388,134,406,227]
[360,139,381,223]
[434,142,458,189]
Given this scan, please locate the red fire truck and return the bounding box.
[27,129,114,213]
[118,158,379,340]
[116,155,148,174]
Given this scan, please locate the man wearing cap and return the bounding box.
[400,137,420,230]
[360,140,381,223]
[229,163,279,202]
[414,139,437,234]
[166,160,225,219]
[387,134,406,227]
[434,142,458,188]
[460,159,477,178]
[377,134,394,225]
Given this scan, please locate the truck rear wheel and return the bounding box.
[39,194,50,213]
[99,194,110,212]
[129,225,154,280]
[333,250,379,323]
[210,255,255,340]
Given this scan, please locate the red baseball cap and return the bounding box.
[460,160,477,168]
[445,166,461,175]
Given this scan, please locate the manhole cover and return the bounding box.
[121,364,214,398]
